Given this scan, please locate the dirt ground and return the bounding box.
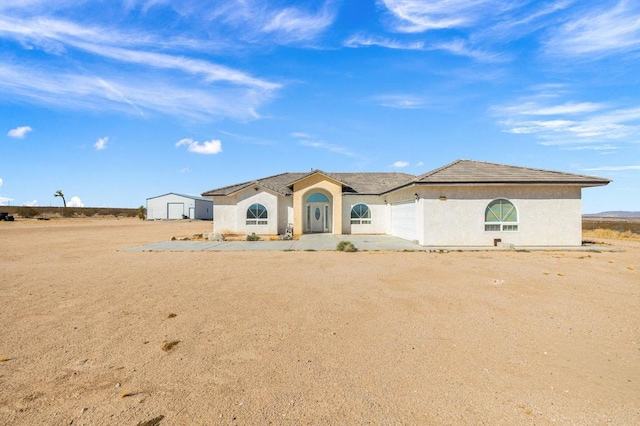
[1,218,638,425]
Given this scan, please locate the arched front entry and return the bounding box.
[305,192,332,233]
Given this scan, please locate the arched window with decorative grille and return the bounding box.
[484,199,518,231]
[246,203,268,225]
[350,204,371,225]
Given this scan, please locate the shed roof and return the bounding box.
[147,192,213,202]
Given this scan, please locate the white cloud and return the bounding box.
[430,39,505,62]
[175,138,222,155]
[290,132,311,138]
[493,92,640,147]
[0,15,280,120]
[0,62,271,121]
[392,161,409,168]
[23,199,38,206]
[94,136,108,150]
[262,5,336,43]
[0,196,14,205]
[582,165,640,171]
[416,161,424,166]
[67,196,84,207]
[546,1,640,57]
[374,94,424,109]
[380,0,503,32]
[300,140,363,160]
[344,34,424,50]
[0,177,2,188]
[179,167,191,173]
[7,125,33,138]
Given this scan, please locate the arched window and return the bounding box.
[350,204,371,225]
[485,199,518,231]
[246,203,268,225]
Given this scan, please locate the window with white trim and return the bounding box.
[350,204,371,225]
[246,203,268,225]
[485,199,518,231]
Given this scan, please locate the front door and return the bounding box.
[308,202,330,233]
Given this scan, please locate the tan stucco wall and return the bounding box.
[416,185,583,246]
[292,174,343,235]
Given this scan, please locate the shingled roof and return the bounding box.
[413,160,611,187]
[201,170,415,196]
[202,160,610,197]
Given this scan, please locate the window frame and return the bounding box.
[246,203,268,226]
[484,199,518,232]
[350,203,372,225]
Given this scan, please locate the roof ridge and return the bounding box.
[415,159,464,180]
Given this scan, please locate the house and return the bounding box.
[201,160,610,246]
[146,193,213,220]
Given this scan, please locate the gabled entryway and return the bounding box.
[305,192,331,233]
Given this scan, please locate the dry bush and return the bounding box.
[583,229,640,242]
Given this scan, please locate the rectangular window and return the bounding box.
[485,224,500,231]
[503,224,518,231]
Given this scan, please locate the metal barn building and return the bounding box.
[146,193,213,220]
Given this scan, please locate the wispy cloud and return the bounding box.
[208,1,336,45]
[262,4,336,43]
[582,165,640,171]
[94,136,108,150]
[0,15,280,120]
[373,94,425,109]
[0,196,13,205]
[0,63,270,120]
[545,1,640,58]
[23,199,38,206]
[430,39,505,62]
[292,132,364,160]
[176,138,223,155]
[344,34,424,50]
[392,161,409,168]
[7,125,33,138]
[380,0,505,32]
[493,91,640,148]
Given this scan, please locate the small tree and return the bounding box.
[54,190,67,208]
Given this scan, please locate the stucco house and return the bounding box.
[201,159,610,247]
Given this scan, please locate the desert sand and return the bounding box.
[1,218,638,425]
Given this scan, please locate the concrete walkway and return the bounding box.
[120,234,620,252]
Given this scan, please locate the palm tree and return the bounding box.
[54,190,67,208]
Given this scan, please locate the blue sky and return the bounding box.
[1,0,639,213]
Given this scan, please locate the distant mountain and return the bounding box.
[584,211,640,218]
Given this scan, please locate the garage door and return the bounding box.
[391,201,416,241]
[167,203,184,219]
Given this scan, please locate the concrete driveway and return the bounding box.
[120,234,618,252]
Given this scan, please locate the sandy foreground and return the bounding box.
[0,218,638,425]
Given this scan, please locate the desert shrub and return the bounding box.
[336,240,357,252]
[137,205,147,220]
[62,208,75,218]
[16,206,38,218]
[246,233,261,241]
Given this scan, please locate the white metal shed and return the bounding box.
[146,193,213,220]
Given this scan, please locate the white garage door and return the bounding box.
[391,201,416,241]
[167,203,184,219]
